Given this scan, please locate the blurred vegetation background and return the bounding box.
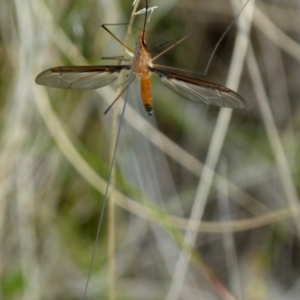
[1,0,300,299]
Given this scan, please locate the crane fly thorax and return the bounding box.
[134,33,152,79]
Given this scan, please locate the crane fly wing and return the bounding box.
[151,68,246,109]
[35,65,130,90]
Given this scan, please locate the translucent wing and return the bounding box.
[35,65,130,90]
[151,68,246,109]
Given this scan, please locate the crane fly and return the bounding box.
[35,2,246,115]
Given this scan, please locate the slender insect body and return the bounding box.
[134,32,153,115]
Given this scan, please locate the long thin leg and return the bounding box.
[104,76,136,114]
[151,31,195,62]
[152,0,251,76]
[101,23,134,54]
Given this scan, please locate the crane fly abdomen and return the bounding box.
[133,32,154,115]
[140,77,153,115]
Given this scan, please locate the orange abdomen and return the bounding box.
[140,78,152,115]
